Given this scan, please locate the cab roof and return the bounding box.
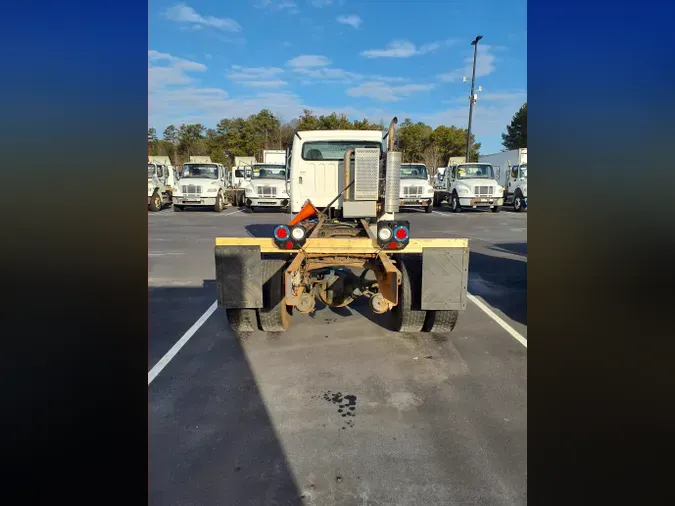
[295,130,384,142]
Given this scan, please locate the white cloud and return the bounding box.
[227,65,285,80]
[242,80,289,88]
[164,4,242,32]
[226,65,287,88]
[254,1,299,14]
[439,44,497,82]
[286,54,363,83]
[287,54,331,68]
[346,81,435,102]
[360,39,451,58]
[337,14,362,28]
[148,51,207,89]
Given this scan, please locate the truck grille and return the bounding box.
[474,186,493,197]
[182,184,202,194]
[257,186,277,197]
[403,186,423,197]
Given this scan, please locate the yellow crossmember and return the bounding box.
[215,237,468,254]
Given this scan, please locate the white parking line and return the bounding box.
[148,300,218,385]
[467,293,527,348]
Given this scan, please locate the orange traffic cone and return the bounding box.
[289,199,318,226]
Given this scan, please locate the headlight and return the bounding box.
[457,186,470,194]
[207,187,218,193]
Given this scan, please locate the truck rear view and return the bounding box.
[214,118,469,335]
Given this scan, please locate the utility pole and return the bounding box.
[465,35,483,163]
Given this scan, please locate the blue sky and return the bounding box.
[149,0,526,154]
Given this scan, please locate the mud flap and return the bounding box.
[215,245,263,308]
[420,247,469,311]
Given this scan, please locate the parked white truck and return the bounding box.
[478,148,527,211]
[147,157,176,212]
[244,162,291,212]
[215,118,470,335]
[172,156,230,212]
[441,162,505,213]
[399,163,435,213]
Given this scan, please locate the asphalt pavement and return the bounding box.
[149,203,527,506]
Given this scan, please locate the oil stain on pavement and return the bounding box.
[315,391,358,430]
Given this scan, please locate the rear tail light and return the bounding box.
[377,220,410,250]
[274,224,307,249]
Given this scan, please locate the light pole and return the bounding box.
[465,35,483,163]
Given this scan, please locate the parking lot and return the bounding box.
[148,204,527,506]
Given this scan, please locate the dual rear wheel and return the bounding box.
[226,256,291,336]
[226,255,459,336]
[392,255,459,333]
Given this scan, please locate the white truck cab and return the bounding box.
[245,163,290,212]
[229,166,250,189]
[399,163,435,213]
[445,162,504,213]
[290,130,384,216]
[148,161,173,211]
[507,162,527,211]
[172,159,229,212]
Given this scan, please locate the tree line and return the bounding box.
[149,103,526,171]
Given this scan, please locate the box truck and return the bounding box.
[478,148,527,211]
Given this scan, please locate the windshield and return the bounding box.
[148,164,155,177]
[181,164,218,179]
[302,141,382,161]
[401,164,428,180]
[520,164,527,179]
[456,164,494,179]
[252,165,286,179]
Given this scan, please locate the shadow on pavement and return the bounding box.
[468,250,527,326]
[489,242,527,257]
[149,276,302,506]
[245,223,279,238]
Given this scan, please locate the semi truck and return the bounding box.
[399,163,435,213]
[244,162,291,212]
[436,162,505,212]
[214,118,469,335]
[172,156,234,212]
[478,148,527,211]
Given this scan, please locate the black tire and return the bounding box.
[173,204,184,212]
[425,203,433,213]
[422,310,459,333]
[214,192,225,213]
[491,205,501,213]
[149,191,162,212]
[450,192,462,213]
[225,308,257,335]
[257,256,291,332]
[513,192,524,212]
[392,255,427,332]
[249,206,257,213]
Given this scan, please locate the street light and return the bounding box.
[465,35,483,163]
